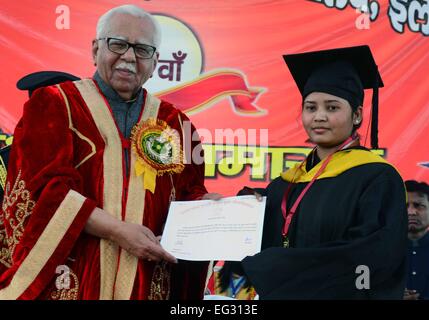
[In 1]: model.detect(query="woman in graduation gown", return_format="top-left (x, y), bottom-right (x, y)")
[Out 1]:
top-left (241, 46), bottom-right (408, 299)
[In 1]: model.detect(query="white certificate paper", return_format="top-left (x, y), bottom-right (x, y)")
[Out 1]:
top-left (160, 195), bottom-right (266, 261)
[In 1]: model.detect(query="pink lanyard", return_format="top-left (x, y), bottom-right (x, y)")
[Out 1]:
top-left (281, 136), bottom-right (356, 237)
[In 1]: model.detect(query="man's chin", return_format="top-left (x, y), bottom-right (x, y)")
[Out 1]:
top-left (408, 225), bottom-right (426, 233)
top-left (111, 83), bottom-right (139, 99)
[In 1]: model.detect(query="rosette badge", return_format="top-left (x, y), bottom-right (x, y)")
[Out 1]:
top-left (131, 118), bottom-right (184, 193)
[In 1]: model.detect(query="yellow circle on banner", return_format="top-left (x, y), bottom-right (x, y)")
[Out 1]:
top-left (145, 14), bottom-right (203, 94)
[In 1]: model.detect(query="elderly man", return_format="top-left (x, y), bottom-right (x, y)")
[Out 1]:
top-left (404, 180), bottom-right (429, 300)
top-left (0, 5), bottom-right (216, 300)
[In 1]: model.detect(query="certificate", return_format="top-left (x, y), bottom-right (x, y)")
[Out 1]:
top-left (160, 195), bottom-right (266, 261)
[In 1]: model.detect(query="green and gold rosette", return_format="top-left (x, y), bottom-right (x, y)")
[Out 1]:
top-left (131, 118), bottom-right (184, 193)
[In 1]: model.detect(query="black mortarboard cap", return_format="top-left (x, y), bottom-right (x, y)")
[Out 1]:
top-left (283, 45), bottom-right (384, 149)
top-left (17, 71), bottom-right (80, 98)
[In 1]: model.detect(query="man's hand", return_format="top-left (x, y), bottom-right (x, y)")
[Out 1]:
top-left (404, 289), bottom-right (420, 300)
top-left (85, 207), bottom-right (177, 263)
top-left (112, 222), bottom-right (177, 263)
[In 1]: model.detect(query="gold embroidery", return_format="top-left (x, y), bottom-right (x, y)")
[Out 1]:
top-left (50, 266), bottom-right (79, 300)
top-left (148, 261), bottom-right (171, 300)
top-left (0, 190), bottom-right (85, 300)
top-left (2, 170), bottom-right (35, 263)
top-left (0, 215), bottom-right (11, 268)
top-left (0, 154), bottom-right (7, 190)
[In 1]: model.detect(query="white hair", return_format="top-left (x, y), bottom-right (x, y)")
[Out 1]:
top-left (96, 4), bottom-right (161, 48)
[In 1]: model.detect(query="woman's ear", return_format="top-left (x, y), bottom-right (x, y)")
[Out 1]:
top-left (353, 106), bottom-right (363, 124)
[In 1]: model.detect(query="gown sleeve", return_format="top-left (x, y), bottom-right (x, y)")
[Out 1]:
top-left (242, 167), bottom-right (408, 299)
top-left (0, 86), bottom-right (96, 299)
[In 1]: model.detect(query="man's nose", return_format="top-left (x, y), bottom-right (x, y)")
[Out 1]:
top-left (408, 204), bottom-right (417, 215)
top-left (121, 46), bottom-right (137, 61)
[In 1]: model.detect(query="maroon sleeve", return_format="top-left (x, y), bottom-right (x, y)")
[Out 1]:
top-left (0, 85), bottom-right (96, 299)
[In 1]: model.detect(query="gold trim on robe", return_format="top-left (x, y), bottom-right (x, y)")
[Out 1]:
top-left (113, 93), bottom-right (161, 300)
top-left (73, 79), bottom-right (123, 300)
top-left (74, 79), bottom-right (162, 300)
top-left (56, 84), bottom-right (96, 169)
top-left (0, 190), bottom-right (86, 300)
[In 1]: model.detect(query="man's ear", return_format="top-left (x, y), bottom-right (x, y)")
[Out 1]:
top-left (152, 51), bottom-right (159, 74)
top-left (92, 39), bottom-right (98, 66)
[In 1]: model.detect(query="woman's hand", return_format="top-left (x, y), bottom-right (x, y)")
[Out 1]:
top-left (239, 187), bottom-right (263, 201)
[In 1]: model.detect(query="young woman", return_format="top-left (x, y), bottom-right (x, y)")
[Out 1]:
top-left (241, 46), bottom-right (408, 299)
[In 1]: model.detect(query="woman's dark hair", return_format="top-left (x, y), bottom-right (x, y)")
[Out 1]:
top-left (218, 261), bottom-right (252, 293)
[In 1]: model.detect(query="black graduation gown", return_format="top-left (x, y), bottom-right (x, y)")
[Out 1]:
top-left (241, 150), bottom-right (408, 300)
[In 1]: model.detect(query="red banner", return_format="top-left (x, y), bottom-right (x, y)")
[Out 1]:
top-left (0, 0), bottom-right (428, 195)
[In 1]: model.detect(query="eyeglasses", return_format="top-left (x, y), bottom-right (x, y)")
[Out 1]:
top-left (98, 37), bottom-right (156, 59)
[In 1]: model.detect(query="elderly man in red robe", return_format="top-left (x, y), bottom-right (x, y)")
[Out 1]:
top-left (0, 4), bottom-right (217, 300)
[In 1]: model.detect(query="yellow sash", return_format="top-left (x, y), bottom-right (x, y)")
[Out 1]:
top-left (281, 149), bottom-right (391, 183)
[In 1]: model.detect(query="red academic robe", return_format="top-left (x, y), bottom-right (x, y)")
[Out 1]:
top-left (0, 79), bottom-right (208, 300)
